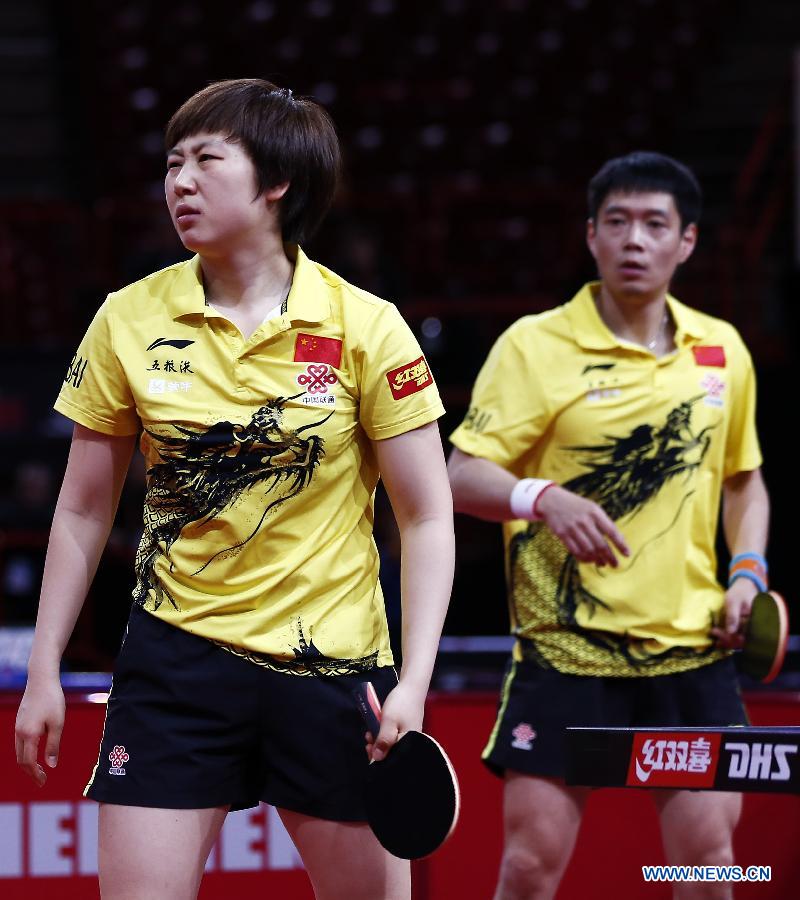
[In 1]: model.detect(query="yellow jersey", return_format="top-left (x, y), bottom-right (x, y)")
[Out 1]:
top-left (450, 283), bottom-right (761, 676)
top-left (57, 247), bottom-right (444, 675)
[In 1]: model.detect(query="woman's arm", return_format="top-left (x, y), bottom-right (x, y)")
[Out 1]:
top-left (370, 421), bottom-right (454, 760)
top-left (15, 424), bottom-right (136, 785)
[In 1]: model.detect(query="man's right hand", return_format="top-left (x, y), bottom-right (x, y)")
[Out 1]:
top-left (15, 675), bottom-right (66, 787)
top-left (536, 485), bottom-right (630, 567)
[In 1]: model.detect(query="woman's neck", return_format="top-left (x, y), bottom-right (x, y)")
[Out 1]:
top-left (198, 237), bottom-right (295, 340)
top-left (200, 240), bottom-right (294, 317)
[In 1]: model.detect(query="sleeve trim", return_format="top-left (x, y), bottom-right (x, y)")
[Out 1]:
top-left (366, 402), bottom-right (445, 440)
top-left (449, 431), bottom-right (515, 468)
top-left (54, 396), bottom-right (140, 437)
top-left (723, 453), bottom-right (764, 480)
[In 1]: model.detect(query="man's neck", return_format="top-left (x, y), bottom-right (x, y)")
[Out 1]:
top-left (594, 283), bottom-right (674, 354)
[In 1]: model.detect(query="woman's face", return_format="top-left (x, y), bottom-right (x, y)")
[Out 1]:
top-left (165, 132), bottom-right (284, 255)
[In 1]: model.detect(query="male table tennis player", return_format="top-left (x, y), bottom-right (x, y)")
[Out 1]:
top-left (448, 152), bottom-right (770, 899)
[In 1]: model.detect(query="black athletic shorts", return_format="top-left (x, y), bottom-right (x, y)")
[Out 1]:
top-left (85, 604), bottom-right (398, 820)
top-left (482, 656), bottom-right (748, 779)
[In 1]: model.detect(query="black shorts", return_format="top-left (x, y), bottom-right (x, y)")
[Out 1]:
top-left (85, 604), bottom-right (398, 820)
top-left (482, 656), bottom-right (748, 779)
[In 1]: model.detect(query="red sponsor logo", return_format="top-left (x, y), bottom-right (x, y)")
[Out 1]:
top-left (626, 732), bottom-right (721, 788)
top-left (386, 356), bottom-right (433, 400)
top-left (692, 345), bottom-right (726, 367)
top-left (294, 333), bottom-right (342, 368)
top-left (108, 744), bottom-right (129, 775)
top-left (700, 373), bottom-right (726, 407)
top-left (701, 373), bottom-right (725, 398)
top-left (108, 745), bottom-right (129, 768)
top-left (297, 363), bottom-right (337, 394)
top-left (511, 723), bottom-right (537, 750)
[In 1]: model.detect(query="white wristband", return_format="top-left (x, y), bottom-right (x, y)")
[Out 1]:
top-left (509, 478), bottom-right (555, 521)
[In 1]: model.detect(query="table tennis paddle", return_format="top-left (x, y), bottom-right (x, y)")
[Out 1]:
top-left (739, 590), bottom-right (789, 684)
top-left (353, 681), bottom-right (460, 860)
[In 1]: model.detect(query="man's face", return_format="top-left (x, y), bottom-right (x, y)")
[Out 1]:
top-left (165, 132), bottom-right (285, 254)
top-left (586, 191), bottom-right (697, 301)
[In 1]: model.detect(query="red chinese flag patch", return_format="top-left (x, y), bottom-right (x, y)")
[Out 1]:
top-left (294, 333), bottom-right (342, 368)
top-left (692, 345), bottom-right (726, 367)
top-left (386, 356), bottom-right (433, 400)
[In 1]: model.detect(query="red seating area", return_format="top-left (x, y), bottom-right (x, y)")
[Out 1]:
top-left (29, 0), bottom-right (724, 303)
top-left (5, 0), bottom-right (789, 358)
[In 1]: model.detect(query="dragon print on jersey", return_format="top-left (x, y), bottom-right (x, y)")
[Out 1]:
top-left (510, 394), bottom-right (720, 672)
top-left (133, 394), bottom-right (330, 611)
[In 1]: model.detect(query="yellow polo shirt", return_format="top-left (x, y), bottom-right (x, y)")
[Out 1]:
top-left (451, 283), bottom-right (762, 677)
top-left (56, 247), bottom-right (444, 675)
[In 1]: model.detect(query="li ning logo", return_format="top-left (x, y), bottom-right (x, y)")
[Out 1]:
top-left (108, 745), bottom-right (130, 776)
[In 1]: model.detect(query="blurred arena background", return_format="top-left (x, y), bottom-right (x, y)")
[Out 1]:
top-left (0, 0), bottom-right (796, 676)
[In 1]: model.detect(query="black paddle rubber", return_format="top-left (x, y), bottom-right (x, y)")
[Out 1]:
top-left (353, 682), bottom-right (460, 859)
top-left (364, 729), bottom-right (459, 859)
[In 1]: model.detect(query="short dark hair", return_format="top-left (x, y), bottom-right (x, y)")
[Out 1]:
top-left (165, 78), bottom-right (341, 244)
top-left (587, 151), bottom-right (702, 229)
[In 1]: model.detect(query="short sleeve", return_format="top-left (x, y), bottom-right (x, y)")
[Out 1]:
top-left (355, 302), bottom-right (444, 440)
top-left (450, 320), bottom-right (551, 468)
top-left (54, 298), bottom-right (140, 436)
top-left (723, 338), bottom-right (762, 478)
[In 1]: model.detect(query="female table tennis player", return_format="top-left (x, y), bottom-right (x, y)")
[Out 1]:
top-left (15, 78), bottom-right (454, 900)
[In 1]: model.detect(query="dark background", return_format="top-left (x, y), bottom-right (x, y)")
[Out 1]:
top-left (0, 0), bottom-right (796, 669)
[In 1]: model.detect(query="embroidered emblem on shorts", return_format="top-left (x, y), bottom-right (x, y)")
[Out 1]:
top-left (297, 363), bottom-right (337, 394)
top-left (511, 723), bottom-right (537, 751)
top-left (108, 745), bottom-right (130, 775)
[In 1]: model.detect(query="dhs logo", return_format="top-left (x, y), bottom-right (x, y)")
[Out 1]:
top-left (725, 742), bottom-right (798, 782)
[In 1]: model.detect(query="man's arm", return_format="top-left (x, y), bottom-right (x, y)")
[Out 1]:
top-left (446, 446), bottom-right (518, 522)
top-left (371, 421), bottom-right (454, 761)
top-left (447, 446), bottom-right (629, 567)
top-left (15, 424), bottom-right (136, 785)
top-left (714, 467), bottom-right (770, 645)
